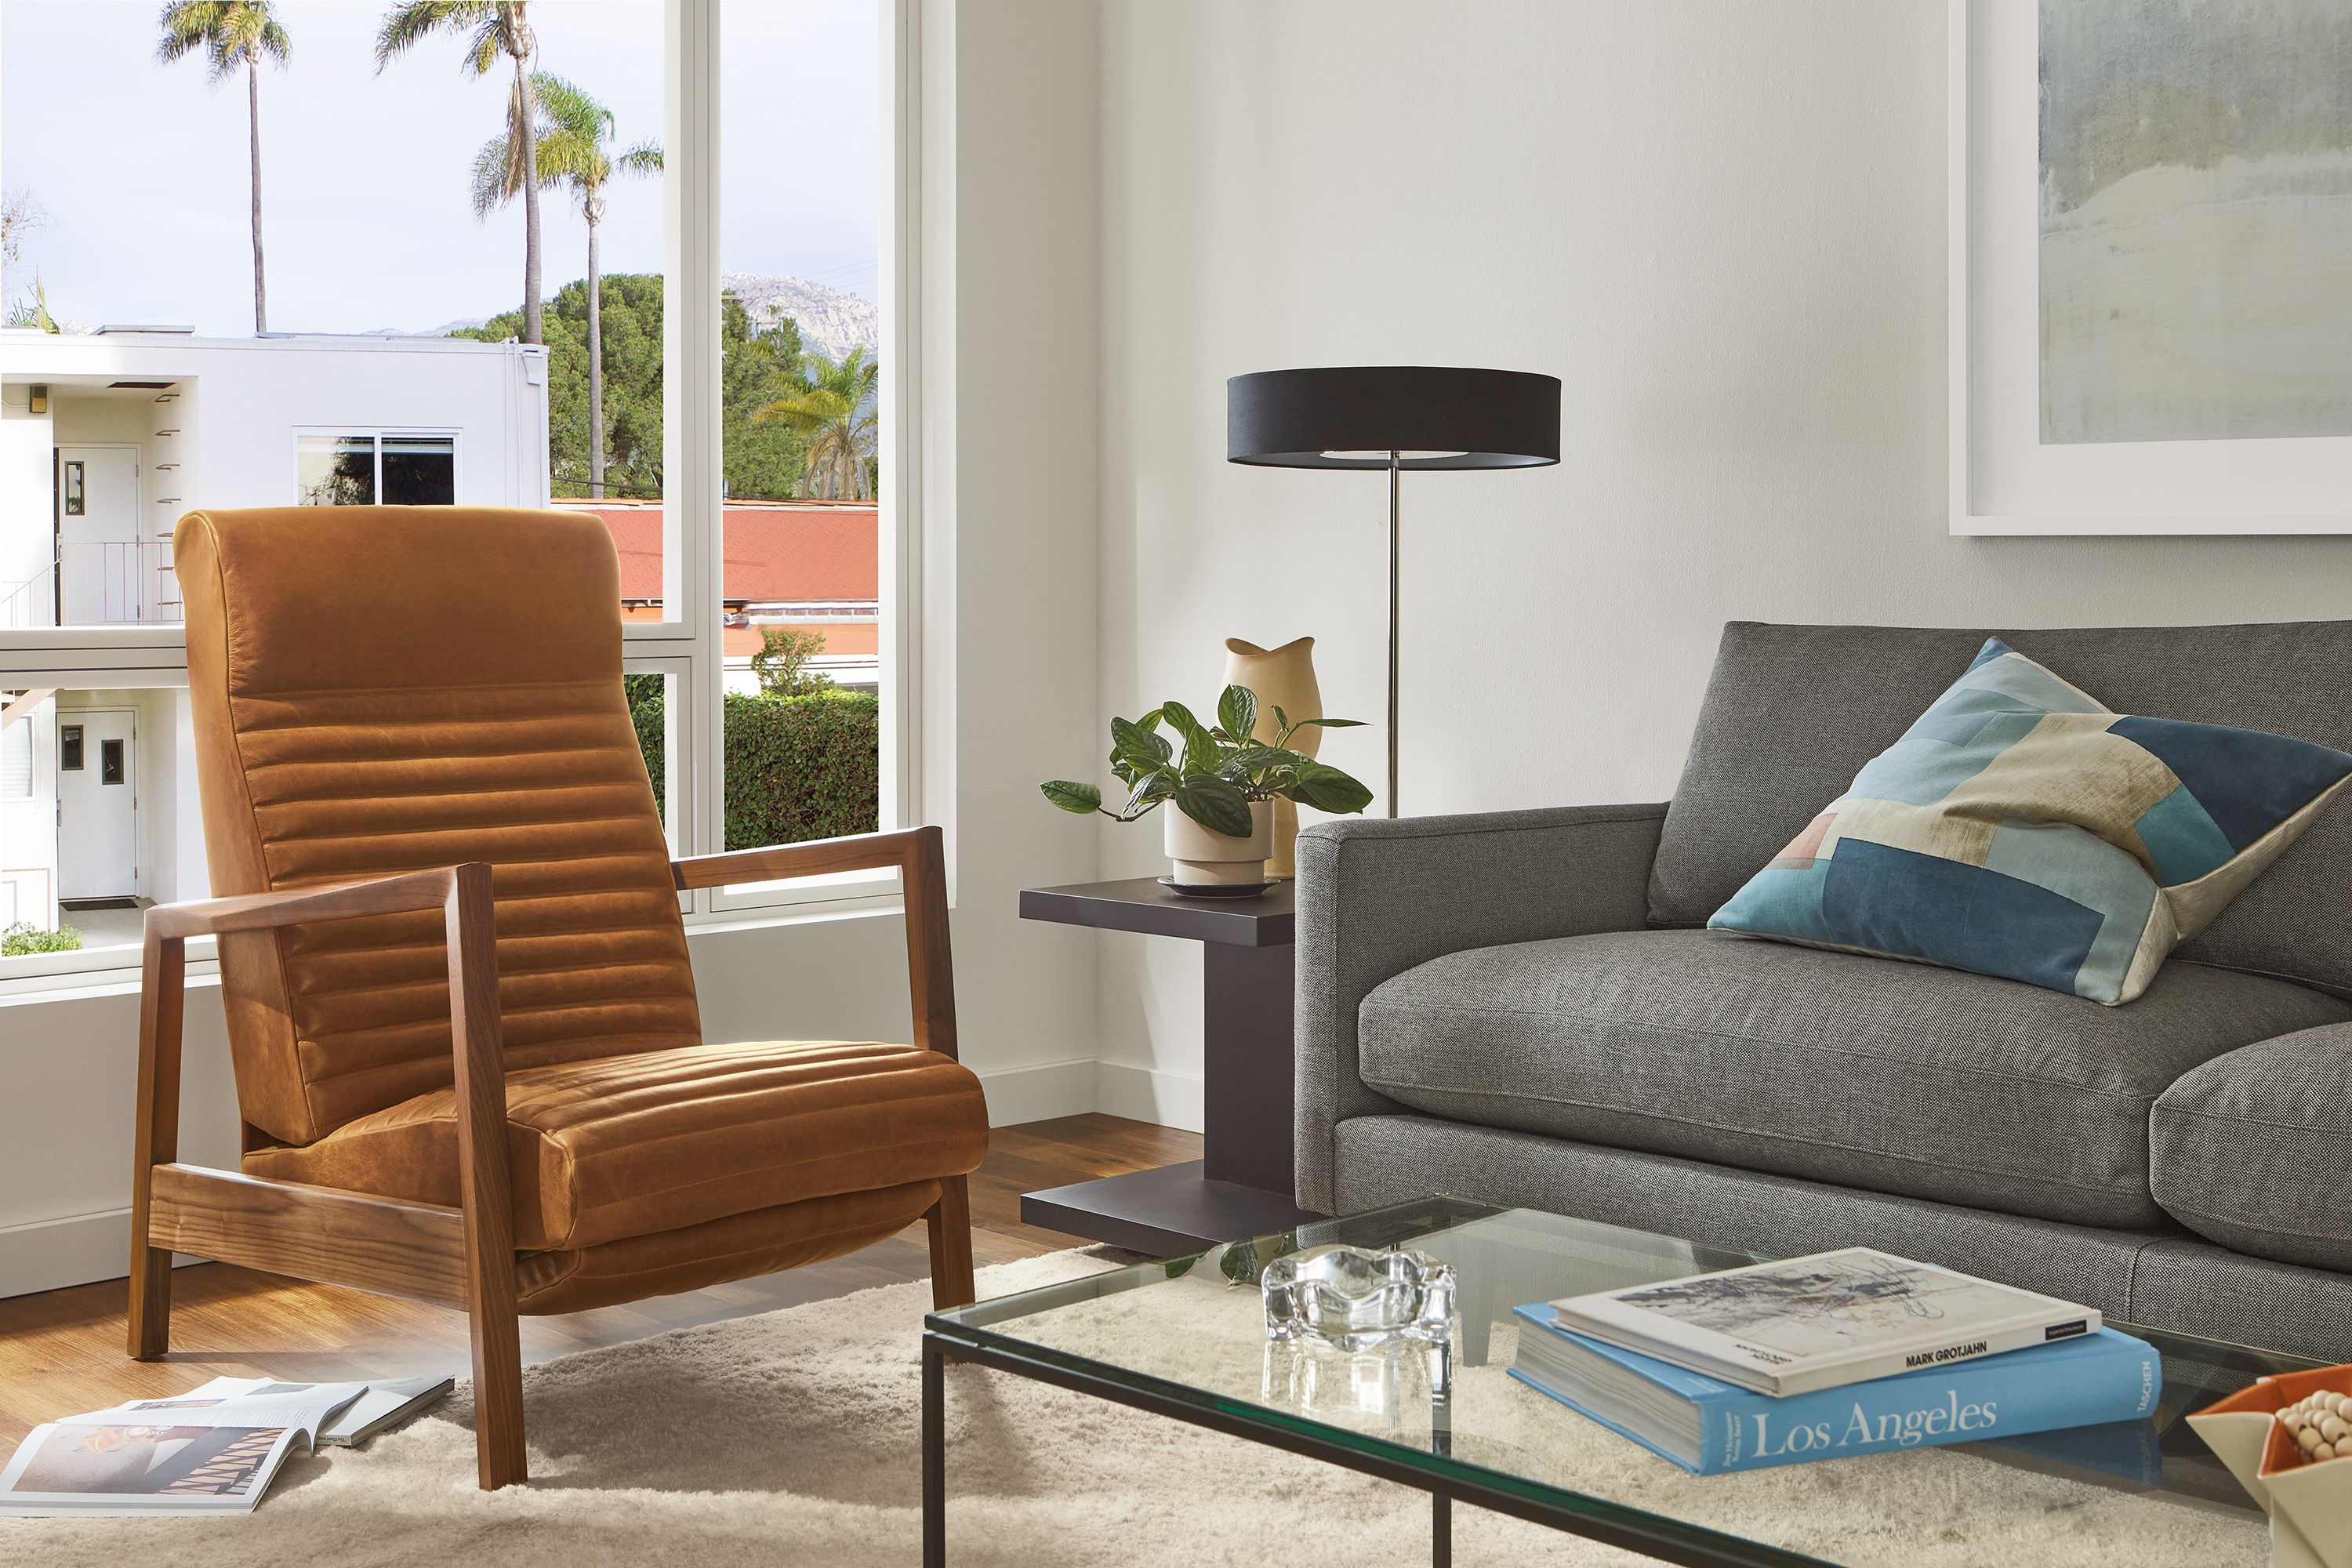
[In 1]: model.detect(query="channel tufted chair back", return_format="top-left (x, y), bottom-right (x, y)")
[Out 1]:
top-left (175, 506), bottom-right (702, 1146)
top-left (134, 505), bottom-right (985, 1491)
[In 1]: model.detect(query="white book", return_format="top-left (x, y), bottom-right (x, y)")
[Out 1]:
top-left (1549, 1247), bottom-right (2101, 1398)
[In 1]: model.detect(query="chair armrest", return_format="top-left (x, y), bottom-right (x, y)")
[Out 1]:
top-left (672, 827), bottom-right (960, 1062)
top-left (670, 827), bottom-right (938, 890)
top-left (144, 866), bottom-right (472, 939)
top-left (1290, 804), bottom-right (1668, 1211)
top-left (134, 862), bottom-right (510, 1275)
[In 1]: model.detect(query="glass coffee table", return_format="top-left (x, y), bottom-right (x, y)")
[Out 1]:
top-left (921, 1196), bottom-right (2302, 1566)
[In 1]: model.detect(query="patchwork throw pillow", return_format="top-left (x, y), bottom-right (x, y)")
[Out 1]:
top-left (1708, 637), bottom-right (2352, 1004)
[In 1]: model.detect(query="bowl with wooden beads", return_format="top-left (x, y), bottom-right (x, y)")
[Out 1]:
top-left (2281, 1388), bottom-right (2352, 1466)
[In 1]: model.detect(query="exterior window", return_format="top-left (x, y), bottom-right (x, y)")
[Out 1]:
top-left (298, 434), bottom-right (457, 507)
top-left (1, 0), bottom-right (913, 980)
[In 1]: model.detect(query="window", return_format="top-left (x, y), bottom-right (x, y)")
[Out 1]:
top-left (296, 433), bottom-right (458, 507)
top-left (0, 0), bottom-right (917, 985)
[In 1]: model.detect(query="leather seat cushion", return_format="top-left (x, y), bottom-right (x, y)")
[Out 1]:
top-left (246, 1040), bottom-right (989, 1251)
top-left (1357, 929), bottom-right (2351, 1228)
top-left (514, 1180), bottom-right (943, 1316)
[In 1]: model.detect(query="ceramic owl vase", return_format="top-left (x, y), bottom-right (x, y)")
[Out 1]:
top-left (1222, 636), bottom-right (1321, 879)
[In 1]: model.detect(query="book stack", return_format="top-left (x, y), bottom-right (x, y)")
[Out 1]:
top-left (1511, 1247), bottom-right (2161, 1475)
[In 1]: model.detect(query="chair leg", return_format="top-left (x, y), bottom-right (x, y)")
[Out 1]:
top-left (926, 1175), bottom-right (978, 1309)
top-left (126, 1239), bottom-right (172, 1360)
top-left (466, 1287), bottom-right (528, 1490)
top-left (128, 929), bottom-right (185, 1361)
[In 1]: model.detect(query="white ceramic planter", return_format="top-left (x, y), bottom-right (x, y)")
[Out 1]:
top-left (1163, 798), bottom-right (1273, 886)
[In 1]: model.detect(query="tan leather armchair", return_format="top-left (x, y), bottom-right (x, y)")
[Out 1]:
top-left (129, 506), bottom-right (989, 1490)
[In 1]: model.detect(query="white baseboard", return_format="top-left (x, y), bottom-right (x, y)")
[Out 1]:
top-left (1094, 1060), bottom-right (1204, 1134)
top-left (0, 1208), bottom-right (197, 1300)
top-left (974, 1058), bottom-right (1098, 1126)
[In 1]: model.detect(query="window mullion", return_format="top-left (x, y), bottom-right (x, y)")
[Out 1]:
top-left (665, 0), bottom-right (724, 877)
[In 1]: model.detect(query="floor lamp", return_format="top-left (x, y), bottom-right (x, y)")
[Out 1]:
top-left (1226, 366), bottom-right (1561, 816)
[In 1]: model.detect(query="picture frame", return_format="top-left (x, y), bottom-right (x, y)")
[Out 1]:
top-left (1947, 0), bottom-right (2352, 536)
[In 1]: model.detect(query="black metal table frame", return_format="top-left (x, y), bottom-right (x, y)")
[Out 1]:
top-left (919, 1320), bottom-right (1826, 1568)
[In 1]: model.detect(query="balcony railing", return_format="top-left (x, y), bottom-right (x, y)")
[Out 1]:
top-left (0, 542), bottom-right (181, 628)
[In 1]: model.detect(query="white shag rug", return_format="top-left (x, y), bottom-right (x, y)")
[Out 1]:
top-left (3, 1250), bottom-right (2267, 1567)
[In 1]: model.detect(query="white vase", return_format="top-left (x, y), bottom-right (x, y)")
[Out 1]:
top-left (1163, 799), bottom-right (1274, 886)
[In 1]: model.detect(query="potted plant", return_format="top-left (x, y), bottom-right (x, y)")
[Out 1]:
top-left (1042, 684), bottom-right (1372, 891)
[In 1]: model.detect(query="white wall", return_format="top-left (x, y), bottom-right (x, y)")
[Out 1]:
top-left (1090, 0), bottom-right (2352, 1112)
top-left (0, 384), bottom-right (55, 605)
top-left (0, 0), bottom-right (1109, 1298)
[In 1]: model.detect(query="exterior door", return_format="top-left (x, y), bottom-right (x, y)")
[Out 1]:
top-left (56, 445), bottom-right (142, 624)
top-left (56, 707), bottom-right (137, 899)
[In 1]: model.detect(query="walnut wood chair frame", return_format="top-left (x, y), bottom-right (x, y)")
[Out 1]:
top-left (128, 826), bottom-right (972, 1491)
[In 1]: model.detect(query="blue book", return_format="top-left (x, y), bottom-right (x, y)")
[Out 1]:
top-left (1509, 1304), bottom-right (2161, 1475)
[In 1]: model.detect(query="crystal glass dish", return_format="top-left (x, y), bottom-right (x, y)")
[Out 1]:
top-left (1260, 1243), bottom-right (1455, 1351)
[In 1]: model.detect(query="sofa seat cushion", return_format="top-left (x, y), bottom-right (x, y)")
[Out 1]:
top-left (1356, 929), bottom-right (2350, 1228)
top-left (2151, 1027), bottom-right (2352, 1272)
top-left (245, 1040), bottom-right (990, 1251)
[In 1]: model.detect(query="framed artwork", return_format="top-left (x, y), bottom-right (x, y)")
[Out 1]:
top-left (1949, 0), bottom-right (2352, 535)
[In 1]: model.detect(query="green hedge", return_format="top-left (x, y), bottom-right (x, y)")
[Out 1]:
top-left (624, 677), bottom-right (880, 850)
top-left (724, 689), bottom-right (880, 848)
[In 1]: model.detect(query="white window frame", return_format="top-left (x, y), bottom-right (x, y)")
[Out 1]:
top-left (290, 426), bottom-right (463, 508)
top-left (0, 0), bottom-right (927, 989)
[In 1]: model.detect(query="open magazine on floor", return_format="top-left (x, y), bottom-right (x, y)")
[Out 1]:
top-left (0, 1375), bottom-right (448, 1518)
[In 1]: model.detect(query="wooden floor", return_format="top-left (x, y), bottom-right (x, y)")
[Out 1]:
top-left (0, 1113), bottom-right (1196, 1447)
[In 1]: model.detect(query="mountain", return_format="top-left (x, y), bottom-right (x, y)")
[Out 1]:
top-left (402, 274), bottom-right (878, 362)
top-left (720, 272), bottom-right (878, 365)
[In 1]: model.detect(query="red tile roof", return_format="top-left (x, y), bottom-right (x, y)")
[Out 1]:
top-left (558, 500), bottom-right (878, 605)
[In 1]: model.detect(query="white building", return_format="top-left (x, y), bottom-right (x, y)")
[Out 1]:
top-left (0, 328), bottom-right (549, 944)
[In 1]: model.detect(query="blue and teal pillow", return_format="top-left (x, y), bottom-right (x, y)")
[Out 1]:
top-left (1708, 638), bottom-right (2352, 1004)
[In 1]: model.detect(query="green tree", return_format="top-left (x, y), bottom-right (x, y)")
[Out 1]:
top-left (750, 626), bottom-right (834, 697)
top-left (158, 1), bottom-right (289, 334)
top-left (475, 73), bottom-right (660, 498)
top-left (461, 278), bottom-right (808, 503)
top-left (721, 295), bottom-right (807, 500)
top-left (376, 1), bottom-right (544, 345)
top-left (753, 344), bottom-right (878, 499)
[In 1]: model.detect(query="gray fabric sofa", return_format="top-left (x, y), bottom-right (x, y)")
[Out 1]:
top-left (1295, 621), bottom-right (2352, 1361)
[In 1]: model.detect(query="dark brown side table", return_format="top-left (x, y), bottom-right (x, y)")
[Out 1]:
top-left (1017, 877), bottom-right (1325, 1255)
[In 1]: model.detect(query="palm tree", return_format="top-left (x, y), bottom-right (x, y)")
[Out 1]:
top-left (158, 2), bottom-right (289, 335)
top-left (376, 1), bottom-right (543, 345)
top-left (475, 74), bottom-right (660, 499)
top-left (753, 346), bottom-right (879, 500)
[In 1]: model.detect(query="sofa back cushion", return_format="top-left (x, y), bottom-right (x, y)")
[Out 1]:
top-left (1650, 621), bottom-right (2352, 997)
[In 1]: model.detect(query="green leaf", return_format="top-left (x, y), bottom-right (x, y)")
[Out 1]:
top-left (1158, 701), bottom-right (1220, 776)
top-left (1288, 717), bottom-right (1369, 730)
top-left (1217, 684), bottom-right (1259, 746)
top-left (1123, 771), bottom-right (1175, 817)
top-left (1269, 705), bottom-right (1290, 733)
top-left (1173, 775), bottom-right (1255, 837)
top-left (1289, 759), bottom-right (1374, 815)
top-left (1040, 779), bottom-right (1103, 815)
top-left (1229, 744), bottom-right (1292, 774)
top-left (1110, 716), bottom-right (1173, 774)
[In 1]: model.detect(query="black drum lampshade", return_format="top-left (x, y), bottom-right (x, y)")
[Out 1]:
top-left (1226, 365), bottom-right (1561, 470)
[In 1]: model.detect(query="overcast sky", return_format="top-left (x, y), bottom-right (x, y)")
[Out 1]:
top-left (1, 0), bottom-right (880, 336)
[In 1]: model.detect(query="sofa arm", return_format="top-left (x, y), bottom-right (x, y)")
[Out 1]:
top-left (1291, 803), bottom-right (1668, 1211)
